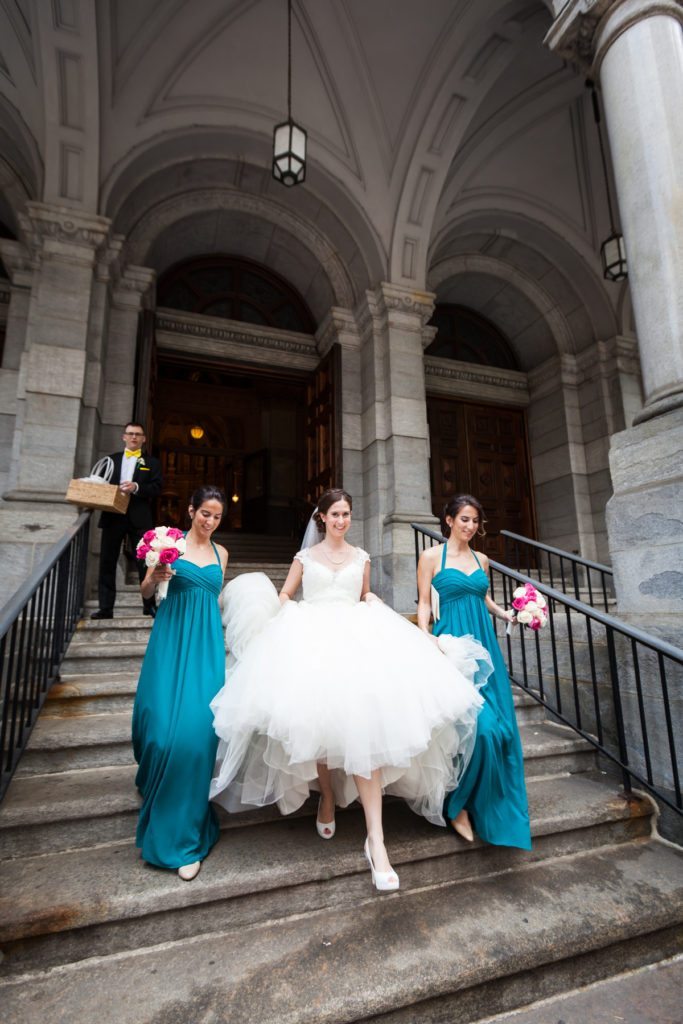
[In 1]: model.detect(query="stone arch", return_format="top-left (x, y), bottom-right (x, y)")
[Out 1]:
top-left (430, 211), bottom-right (619, 348)
top-left (428, 252), bottom-right (575, 368)
top-left (123, 187), bottom-right (357, 323)
top-left (103, 130), bottom-right (386, 305)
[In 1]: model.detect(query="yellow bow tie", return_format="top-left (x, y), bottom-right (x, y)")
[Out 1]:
top-left (125, 449), bottom-right (142, 459)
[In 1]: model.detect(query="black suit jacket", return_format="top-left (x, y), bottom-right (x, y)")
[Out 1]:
top-left (98, 451), bottom-right (163, 533)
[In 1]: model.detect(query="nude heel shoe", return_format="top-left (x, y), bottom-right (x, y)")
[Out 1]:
top-left (177, 860), bottom-right (201, 881)
top-left (364, 838), bottom-right (399, 892)
top-left (451, 811), bottom-right (474, 843)
top-left (316, 799), bottom-right (336, 839)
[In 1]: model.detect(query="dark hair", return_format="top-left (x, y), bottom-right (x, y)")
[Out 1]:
top-left (313, 488), bottom-right (353, 535)
top-left (123, 421), bottom-right (146, 434)
top-left (189, 485), bottom-right (226, 511)
top-left (440, 494), bottom-right (487, 539)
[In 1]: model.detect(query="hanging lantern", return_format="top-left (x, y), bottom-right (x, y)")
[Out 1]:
top-left (189, 425), bottom-right (204, 440)
top-left (272, 0), bottom-right (306, 187)
top-left (587, 80), bottom-right (627, 283)
top-left (273, 121), bottom-right (307, 187)
top-left (601, 232), bottom-right (628, 283)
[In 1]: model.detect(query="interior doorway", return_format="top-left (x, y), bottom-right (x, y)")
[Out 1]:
top-left (152, 355), bottom-right (310, 537)
top-left (427, 396), bottom-right (536, 559)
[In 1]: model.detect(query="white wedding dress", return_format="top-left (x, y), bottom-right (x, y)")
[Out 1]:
top-left (209, 546), bottom-right (491, 826)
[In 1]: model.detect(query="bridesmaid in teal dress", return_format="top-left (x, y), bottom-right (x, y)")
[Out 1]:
top-left (132, 485), bottom-right (228, 880)
top-left (417, 494), bottom-right (531, 850)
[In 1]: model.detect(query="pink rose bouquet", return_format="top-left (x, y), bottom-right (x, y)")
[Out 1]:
top-left (509, 582), bottom-right (548, 632)
top-left (136, 526), bottom-right (187, 600)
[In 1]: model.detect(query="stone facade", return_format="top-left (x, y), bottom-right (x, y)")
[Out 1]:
top-left (0, 0), bottom-right (678, 628)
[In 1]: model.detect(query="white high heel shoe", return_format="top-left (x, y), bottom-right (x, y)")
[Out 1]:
top-left (177, 860), bottom-right (201, 881)
top-left (316, 799), bottom-right (336, 839)
top-left (364, 837), bottom-right (399, 892)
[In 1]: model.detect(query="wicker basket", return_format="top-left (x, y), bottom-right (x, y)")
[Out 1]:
top-left (65, 479), bottom-right (130, 514)
top-left (65, 456), bottom-right (130, 514)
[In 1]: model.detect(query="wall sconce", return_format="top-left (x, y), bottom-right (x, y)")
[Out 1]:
top-left (190, 425), bottom-right (204, 440)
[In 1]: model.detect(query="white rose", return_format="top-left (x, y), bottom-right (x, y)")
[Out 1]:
top-left (536, 594), bottom-right (547, 608)
top-left (517, 610), bottom-right (533, 624)
top-left (512, 586), bottom-right (527, 599)
top-left (525, 601), bottom-right (539, 615)
top-left (145, 550), bottom-right (161, 568)
top-left (175, 537), bottom-right (187, 554)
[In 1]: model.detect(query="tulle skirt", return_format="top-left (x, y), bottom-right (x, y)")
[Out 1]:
top-left (210, 574), bottom-right (491, 826)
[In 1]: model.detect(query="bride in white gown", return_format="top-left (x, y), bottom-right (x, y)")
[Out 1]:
top-left (210, 489), bottom-right (491, 891)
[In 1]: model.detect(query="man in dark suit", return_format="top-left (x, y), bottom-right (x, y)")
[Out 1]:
top-left (91, 422), bottom-right (163, 619)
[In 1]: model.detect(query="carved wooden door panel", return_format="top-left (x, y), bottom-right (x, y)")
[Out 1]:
top-left (305, 344), bottom-right (342, 507)
top-left (428, 397), bottom-right (535, 558)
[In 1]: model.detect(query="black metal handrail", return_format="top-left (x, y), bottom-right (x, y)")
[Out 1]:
top-left (500, 529), bottom-right (614, 612)
top-left (0, 512), bottom-right (91, 802)
top-left (412, 522), bottom-right (682, 818)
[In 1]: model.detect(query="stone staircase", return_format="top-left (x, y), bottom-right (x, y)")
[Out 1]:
top-left (0, 585), bottom-right (681, 1023)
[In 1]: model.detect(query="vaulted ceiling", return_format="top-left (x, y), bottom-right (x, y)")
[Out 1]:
top-left (0, 0), bottom-right (624, 349)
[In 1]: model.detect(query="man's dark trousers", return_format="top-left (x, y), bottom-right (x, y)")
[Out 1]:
top-left (97, 451), bottom-right (162, 614)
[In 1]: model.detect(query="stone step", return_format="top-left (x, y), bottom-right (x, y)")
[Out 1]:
top-left (69, 626), bottom-right (154, 647)
top-left (60, 643), bottom-right (148, 675)
top-left (13, 716), bottom-right (596, 778)
top-left (1, 838), bottom-right (679, 1024)
top-left (474, 954), bottom-right (683, 1024)
top-left (0, 736), bottom-right (619, 860)
top-left (42, 674), bottom-right (546, 725)
top-left (0, 775), bottom-right (655, 972)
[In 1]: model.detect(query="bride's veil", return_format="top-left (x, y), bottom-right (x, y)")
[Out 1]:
top-left (300, 509), bottom-right (320, 551)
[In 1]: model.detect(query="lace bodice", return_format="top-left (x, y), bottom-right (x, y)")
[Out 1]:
top-left (294, 546), bottom-right (370, 605)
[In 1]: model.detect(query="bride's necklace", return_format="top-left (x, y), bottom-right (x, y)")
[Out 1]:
top-left (321, 543), bottom-right (348, 565)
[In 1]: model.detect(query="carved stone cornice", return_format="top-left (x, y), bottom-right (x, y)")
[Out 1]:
top-left (425, 356), bottom-right (529, 406)
top-left (545, 0), bottom-right (683, 73)
top-left (155, 310), bottom-right (318, 369)
top-left (19, 202), bottom-right (111, 254)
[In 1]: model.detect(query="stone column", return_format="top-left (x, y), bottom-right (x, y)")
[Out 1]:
top-left (315, 308), bottom-right (363, 538)
top-left (4, 202), bottom-right (111, 501)
top-left (356, 283), bottom-right (437, 612)
top-left (546, 1), bottom-right (683, 824)
top-left (100, 264), bottom-right (156, 457)
top-left (546, 0), bottom-right (683, 424)
top-left (0, 241), bottom-right (34, 497)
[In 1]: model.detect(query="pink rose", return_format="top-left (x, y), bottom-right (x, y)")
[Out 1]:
top-left (159, 547), bottom-right (180, 565)
top-left (165, 527), bottom-right (184, 540)
top-left (136, 543), bottom-right (151, 559)
top-left (143, 529), bottom-right (156, 543)
top-left (529, 617), bottom-right (542, 630)
top-left (512, 596), bottom-right (527, 610)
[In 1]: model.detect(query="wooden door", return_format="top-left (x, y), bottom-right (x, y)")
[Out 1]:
top-left (428, 398), bottom-right (535, 559)
top-left (305, 344), bottom-right (342, 506)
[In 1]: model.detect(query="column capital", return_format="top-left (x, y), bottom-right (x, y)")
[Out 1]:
top-left (18, 201), bottom-right (112, 265)
top-left (0, 239), bottom-right (37, 288)
top-left (111, 265), bottom-right (156, 313)
top-left (545, 0), bottom-right (683, 73)
top-left (356, 282), bottom-right (435, 339)
top-left (315, 307), bottom-right (359, 357)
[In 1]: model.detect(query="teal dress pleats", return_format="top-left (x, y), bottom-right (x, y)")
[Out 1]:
top-left (433, 544), bottom-right (531, 850)
top-left (132, 545), bottom-right (225, 869)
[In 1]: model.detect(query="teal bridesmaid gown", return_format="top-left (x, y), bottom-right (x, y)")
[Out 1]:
top-left (432, 544), bottom-right (531, 850)
top-left (132, 543), bottom-right (225, 868)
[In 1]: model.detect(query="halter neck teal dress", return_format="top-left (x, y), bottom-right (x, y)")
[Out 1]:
top-left (432, 544), bottom-right (531, 850)
top-left (132, 543), bottom-right (225, 869)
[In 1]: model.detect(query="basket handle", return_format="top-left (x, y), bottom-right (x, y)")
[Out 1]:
top-left (89, 456), bottom-right (115, 483)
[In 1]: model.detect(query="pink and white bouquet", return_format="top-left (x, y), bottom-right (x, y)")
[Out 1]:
top-left (136, 526), bottom-right (186, 600)
top-left (509, 582), bottom-right (548, 632)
